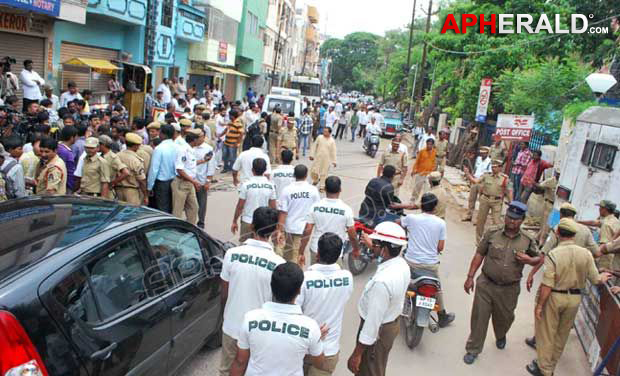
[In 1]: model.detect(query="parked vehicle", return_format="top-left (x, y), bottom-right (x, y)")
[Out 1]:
top-left (0, 196), bottom-right (231, 376)
top-left (380, 109), bottom-right (404, 137)
top-left (401, 268), bottom-right (442, 349)
top-left (262, 92), bottom-right (302, 118)
top-left (363, 132), bottom-right (381, 158)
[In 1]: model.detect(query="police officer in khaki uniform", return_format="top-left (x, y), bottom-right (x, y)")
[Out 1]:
top-left (391, 171), bottom-right (448, 219)
top-left (269, 107), bottom-right (284, 163)
top-left (279, 117), bottom-right (298, 160)
top-left (117, 133), bottom-right (147, 205)
top-left (99, 135), bottom-right (129, 199)
top-left (578, 200), bottom-right (620, 269)
top-left (36, 138), bottom-right (68, 196)
top-left (137, 143), bottom-right (153, 173)
top-left (147, 121), bottom-right (161, 148)
top-left (463, 201), bottom-right (541, 365)
top-left (536, 169), bottom-right (559, 244)
top-left (435, 129), bottom-right (449, 174)
top-left (77, 137), bottom-right (110, 198)
top-left (525, 218), bottom-right (611, 376)
top-left (377, 136), bottom-right (407, 197)
top-left (464, 159), bottom-right (510, 243)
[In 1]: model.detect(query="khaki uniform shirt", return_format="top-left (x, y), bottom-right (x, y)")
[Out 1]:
top-left (206, 119), bottom-right (217, 147)
top-left (600, 215), bottom-right (620, 244)
top-left (270, 113), bottom-right (283, 134)
top-left (380, 150), bottom-right (407, 175)
top-left (103, 151), bottom-right (127, 182)
top-left (81, 154), bottom-right (110, 194)
top-left (137, 145), bottom-right (153, 173)
top-left (539, 176), bottom-right (557, 202)
top-left (435, 139), bottom-right (449, 158)
top-left (480, 172), bottom-right (507, 200)
top-left (36, 155), bottom-right (67, 195)
top-left (279, 127), bottom-right (298, 149)
top-left (489, 143), bottom-right (506, 162)
top-left (428, 184), bottom-right (448, 219)
top-left (542, 240), bottom-right (600, 289)
top-left (542, 223), bottom-right (598, 256)
top-left (117, 149), bottom-right (146, 188)
top-left (477, 226), bottom-right (539, 284)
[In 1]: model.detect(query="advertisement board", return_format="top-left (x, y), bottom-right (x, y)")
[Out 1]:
top-left (475, 78), bottom-right (492, 122)
top-left (0, 0), bottom-right (60, 17)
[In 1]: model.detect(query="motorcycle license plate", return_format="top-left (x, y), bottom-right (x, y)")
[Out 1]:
top-left (416, 296), bottom-right (436, 309)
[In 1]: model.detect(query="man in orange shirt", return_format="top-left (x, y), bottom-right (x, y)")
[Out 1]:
top-left (411, 138), bottom-right (436, 202)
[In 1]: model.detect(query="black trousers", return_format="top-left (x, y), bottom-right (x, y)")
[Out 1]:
top-left (154, 179), bottom-right (173, 214)
top-left (335, 123), bottom-right (346, 139)
top-left (196, 186), bottom-right (208, 228)
top-left (358, 124), bottom-right (367, 138)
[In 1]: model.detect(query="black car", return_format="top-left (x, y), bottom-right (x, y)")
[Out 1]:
top-left (0, 196), bottom-right (229, 376)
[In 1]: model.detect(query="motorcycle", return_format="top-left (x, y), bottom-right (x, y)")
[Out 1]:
top-left (401, 268), bottom-right (442, 349)
top-left (363, 132), bottom-right (380, 158)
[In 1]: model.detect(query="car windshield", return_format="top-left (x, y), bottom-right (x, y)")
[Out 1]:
top-left (267, 98), bottom-right (296, 114)
top-left (381, 111), bottom-right (401, 120)
top-left (0, 201), bottom-right (155, 281)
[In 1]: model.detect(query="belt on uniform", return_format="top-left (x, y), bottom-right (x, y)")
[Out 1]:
top-left (82, 192), bottom-right (101, 197)
top-left (481, 193), bottom-right (502, 200)
top-left (545, 199), bottom-right (554, 204)
top-left (483, 272), bottom-right (519, 286)
top-left (551, 288), bottom-right (582, 295)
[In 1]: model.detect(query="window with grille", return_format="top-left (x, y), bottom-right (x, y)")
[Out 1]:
top-left (581, 140), bottom-right (595, 165)
top-left (247, 11), bottom-right (259, 35)
top-left (161, 0), bottom-right (173, 27)
top-left (591, 143), bottom-right (617, 171)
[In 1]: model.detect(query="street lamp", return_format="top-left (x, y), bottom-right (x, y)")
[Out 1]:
top-left (408, 64), bottom-right (418, 123)
top-left (586, 73), bottom-right (617, 96)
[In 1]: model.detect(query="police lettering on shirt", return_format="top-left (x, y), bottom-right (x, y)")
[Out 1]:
top-left (306, 198), bottom-right (355, 252)
top-left (248, 320), bottom-right (310, 339)
top-left (230, 253), bottom-right (278, 271)
top-left (313, 206), bottom-right (345, 215)
top-left (306, 276), bottom-right (350, 288)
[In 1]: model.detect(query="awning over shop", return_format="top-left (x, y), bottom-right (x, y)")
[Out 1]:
top-left (206, 65), bottom-right (249, 77)
top-left (63, 58), bottom-right (122, 74)
top-left (119, 61), bottom-right (152, 74)
top-left (206, 65), bottom-right (227, 74)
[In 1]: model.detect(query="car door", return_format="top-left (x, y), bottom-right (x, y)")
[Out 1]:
top-left (39, 234), bottom-right (172, 376)
top-left (142, 223), bottom-right (221, 374)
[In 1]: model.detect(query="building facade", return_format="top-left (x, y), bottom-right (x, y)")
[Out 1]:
top-left (236, 0), bottom-right (268, 96)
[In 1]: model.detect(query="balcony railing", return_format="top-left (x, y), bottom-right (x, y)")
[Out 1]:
top-left (87, 0), bottom-right (147, 25)
top-left (176, 4), bottom-right (205, 43)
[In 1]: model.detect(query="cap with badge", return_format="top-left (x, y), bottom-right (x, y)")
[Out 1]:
top-left (429, 171), bottom-right (442, 182)
top-left (85, 137), bottom-right (99, 148)
top-left (557, 218), bottom-right (577, 234)
top-left (98, 135), bottom-right (113, 146)
top-left (196, 104), bottom-right (207, 111)
top-left (125, 132), bottom-right (143, 145)
top-left (491, 159), bottom-right (503, 166)
top-left (559, 202), bottom-right (577, 214)
top-left (287, 117), bottom-right (296, 124)
top-left (479, 146), bottom-right (490, 153)
top-left (596, 200), bottom-right (616, 212)
top-left (506, 201), bottom-right (528, 219)
top-left (188, 128), bottom-right (203, 136)
top-left (179, 118), bottom-right (193, 127)
top-left (147, 121), bottom-right (161, 130)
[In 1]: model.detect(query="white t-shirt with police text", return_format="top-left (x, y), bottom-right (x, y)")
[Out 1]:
top-left (306, 198), bottom-right (355, 252)
top-left (272, 164), bottom-right (296, 200)
top-left (239, 176), bottom-right (277, 223)
top-left (278, 181), bottom-right (320, 234)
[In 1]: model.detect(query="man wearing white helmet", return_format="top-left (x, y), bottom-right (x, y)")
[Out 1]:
top-left (347, 221), bottom-right (410, 376)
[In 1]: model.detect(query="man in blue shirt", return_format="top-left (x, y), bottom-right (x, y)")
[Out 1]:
top-left (319, 104), bottom-right (326, 136)
top-left (147, 124), bottom-right (177, 213)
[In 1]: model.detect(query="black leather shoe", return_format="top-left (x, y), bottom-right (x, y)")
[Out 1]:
top-left (438, 311), bottom-right (455, 328)
top-left (526, 360), bottom-right (544, 376)
top-left (525, 336), bottom-right (537, 349)
top-left (496, 337), bottom-right (506, 349)
top-left (463, 353), bottom-right (477, 364)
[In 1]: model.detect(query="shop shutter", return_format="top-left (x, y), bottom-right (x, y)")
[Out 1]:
top-left (60, 42), bottom-right (119, 95)
top-left (0, 32), bottom-right (46, 101)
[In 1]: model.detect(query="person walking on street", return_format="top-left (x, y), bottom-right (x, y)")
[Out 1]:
top-left (117, 133), bottom-right (148, 205)
top-left (147, 124), bottom-right (178, 213)
top-left (310, 127), bottom-right (337, 191)
top-left (325, 106), bottom-right (338, 130)
top-left (347, 221), bottom-right (410, 376)
top-left (232, 136), bottom-right (271, 185)
top-left (536, 169), bottom-right (560, 244)
top-left (578, 200), bottom-right (620, 270)
top-left (231, 158), bottom-right (277, 242)
top-left (272, 150), bottom-right (295, 201)
top-left (279, 118), bottom-right (299, 160)
top-left (269, 107), bottom-right (284, 163)
top-left (194, 128), bottom-right (214, 228)
top-left (525, 219), bottom-right (611, 376)
top-left (511, 142), bottom-right (531, 201)
top-left (463, 201), bottom-right (541, 365)
top-left (464, 159), bottom-right (510, 243)
top-left (220, 207), bottom-right (286, 376)
top-left (435, 129), bottom-right (449, 174)
top-left (358, 106), bottom-right (369, 138)
top-left (489, 137), bottom-right (506, 164)
top-left (57, 126), bottom-right (78, 193)
top-left (350, 107), bottom-right (359, 142)
top-left (172, 130), bottom-right (201, 224)
top-left (76, 137), bottom-right (110, 198)
top-left (462, 147), bottom-right (492, 222)
top-left (377, 137), bottom-right (407, 197)
top-left (276, 164), bottom-right (320, 262)
top-left (519, 149), bottom-right (553, 204)
top-left (335, 105), bottom-right (347, 140)
top-left (222, 109), bottom-right (244, 173)
top-left (299, 108), bottom-right (313, 156)
top-left (36, 138), bottom-right (67, 195)
top-left (410, 138), bottom-right (436, 203)
top-left (297, 233), bottom-right (354, 376)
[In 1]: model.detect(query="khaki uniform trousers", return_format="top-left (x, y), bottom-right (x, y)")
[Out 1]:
top-left (393, 177), bottom-right (403, 198)
top-left (410, 174), bottom-right (429, 203)
top-left (269, 133), bottom-right (279, 163)
top-left (465, 274), bottom-right (520, 355)
top-left (239, 221), bottom-right (253, 243)
top-left (171, 178), bottom-right (198, 225)
top-left (116, 186), bottom-right (141, 205)
top-left (466, 183), bottom-right (481, 219)
top-left (219, 333), bottom-right (238, 376)
top-left (281, 233), bottom-right (302, 263)
top-left (476, 195), bottom-right (503, 243)
top-left (538, 200), bottom-right (554, 242)
top-left (535, 293), bottom-right (581, 376)
top-left (304, 353), bottom-right (339, 376)
top-left (435, 155), bottom-right (446, 173)
top-left (357, 318), bottom-right (400, 376)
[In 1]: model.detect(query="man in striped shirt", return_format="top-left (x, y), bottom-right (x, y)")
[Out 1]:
top-left (222, 109), bottom-right (244, 173)
top-left (510, 142), bottom-right (531, 202)
top-left (299, 108), bottom-right (313, 157)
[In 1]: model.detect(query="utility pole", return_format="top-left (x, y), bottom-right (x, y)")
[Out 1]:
top-left (415, 0), bottom-right (433, 116)
top-left (405, 0), bottom-right (417, 73)
top-left (272, 2), bottom-right (286, 88)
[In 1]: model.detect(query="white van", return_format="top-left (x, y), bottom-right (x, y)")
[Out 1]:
top-left (262, 94), bottom-right (302, 118)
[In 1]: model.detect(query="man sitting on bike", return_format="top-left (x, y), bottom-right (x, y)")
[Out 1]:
top-left (359, 165), bottom-right (401, 227)
top-left (365, 117), bottom-right (381, 145)
top-left (398, 192), bottom-right (455, 328)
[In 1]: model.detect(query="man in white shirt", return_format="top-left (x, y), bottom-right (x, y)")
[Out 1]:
top-left (399, 192), bottom-right (455, 327)
top-left (232, 136), bottom-right (271, 185)
top-left (334, 100), bottom-right (343, 118)
top-left (59, 81), bottom-right (83, 108)
top-left (212, 84), bottom-right (223, 105)
top-left (221, 207), bottom-right (286, 376)
top-left (157, 78), bottom-right (172, 105)
top-left (365, 117), bottom-right (382, 146)
top-left (325, 106), bottom-right (338, 130)
top-left (231, 262), bottom-right (327, 376)
top-left (243, 103), bottom-right (260, 129)
top-left (172, 130), bottom-right (200, 224)
top-left (418, 127), bottom-right (437, 152)
top-left (299, 176), bottom-right (359, 266)
top-left (193, 128), bottom-right (214, 229)
top-left (297, 233), bottom-right (353, 375)
top-left (232, 158), bottom-right (277, 242)
top-left (347, 221), bottom-right (410, 375)
top-left (271, 150), bottom-right (296, 201)
top-left (276, 165), bottom-right (320, 263)
top-left (19, 59), bottom-right (44, 111)
top-left (463, 147), bottom-right (492, 222)
top-left (357, 108), bottom-right (369, 138)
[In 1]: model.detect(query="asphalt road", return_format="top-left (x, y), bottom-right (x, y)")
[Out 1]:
top-left (178, 134), bottom-right (590, 376)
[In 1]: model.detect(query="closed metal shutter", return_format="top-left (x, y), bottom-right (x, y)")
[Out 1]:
top-left (60, 42), bottom-right (119, 95)
top-left (0, 32), bottom-right (46, 100)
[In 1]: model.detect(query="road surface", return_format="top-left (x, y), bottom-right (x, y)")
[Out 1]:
top-left (178, 135), bottom-right (590, 376)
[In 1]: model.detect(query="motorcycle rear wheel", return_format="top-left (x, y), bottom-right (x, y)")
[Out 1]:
top-left (370, 145), bottom-right (377, 158)
top-left (348, 245), bottom-right (369, 275)
top-left (404, 315), bottom-right (425, 349)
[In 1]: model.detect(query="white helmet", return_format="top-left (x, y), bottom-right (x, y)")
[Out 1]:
top-left (369, 221), bottom-right (408, 246)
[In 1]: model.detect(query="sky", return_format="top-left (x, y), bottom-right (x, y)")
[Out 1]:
top-left (310, 0), bottom-right (432, 38)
